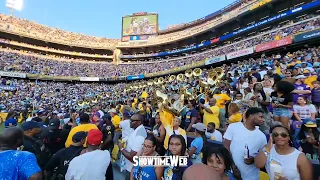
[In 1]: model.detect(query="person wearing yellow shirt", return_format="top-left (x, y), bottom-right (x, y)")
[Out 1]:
top-left (65, 113), bottom-right (98, 148)
top-left (159, 110), bottom-right (187, 150)
top-left (109, 109), bottom-right (121, 130)
top-left (227, 103), bottom-right (242, 124)
top-left (213, 89), bottom-right (231, 128)
top-left (109, 108), bottom-right (122, 144)
top-left (199, 98), bottom-right (220, 128)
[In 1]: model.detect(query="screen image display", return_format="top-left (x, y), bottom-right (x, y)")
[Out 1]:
top-left (122, 14), bottom-right (158, 36)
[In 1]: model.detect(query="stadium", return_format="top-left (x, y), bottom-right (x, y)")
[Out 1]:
top-left (0, 0), bottom-right (320, 179)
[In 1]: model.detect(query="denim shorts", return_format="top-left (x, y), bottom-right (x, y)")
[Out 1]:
top-left (273, 108), bottom-right (291, 118)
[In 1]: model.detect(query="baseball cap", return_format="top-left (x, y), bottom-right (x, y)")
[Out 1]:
top-left (87, 129), bottom-right (103, 146)
top-left (72, 131), bottom-right (87, 143)
top-left (304, 120), bottom-right (317, 128)
top-left (123, 111), bottom-right (132, 118)
top-left (192, 123), bottom-right (206, 132)
top-left (4, 118), bottom-right (18, 128)
top-left (102, 114), bottom-right (112, 121)
top-left (108, 109), bottom-right (117, 113)
top-left (303, 69), bottom-right (310, 73)
top-left (295, 75), bottom-right (307, 79)
top-left (21, 121), bottom-right (41, 131)
top-left (32, 117), bottom-right (43, 122)
top-left (313, 62), bottom-right (320, 67)
top-left (49, 118), bottom-right (60, 130)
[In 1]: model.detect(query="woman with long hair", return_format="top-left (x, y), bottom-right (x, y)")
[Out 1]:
top-left (188, 123), bottom-right (207, 164)
top-left (255, 125), bottom-right (313, 180)
top-left (163, 134), bottom-right (192, 180)
top-left (131, 135), bottom-right (164, 180)
top-left (270, 81), bottom-right (294, 130)
top-left (148, 113), bottom-right (166, 156)
top-left (293, 96), bottom-right (317, 122)
top-left (206, 146), bottom-right (242, 180)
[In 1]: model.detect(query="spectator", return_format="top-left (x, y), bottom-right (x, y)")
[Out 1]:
top-left (44, 131), bottom-right (87, 179)
top-left (130, 135), bottom-right (164, 180)
top-left (270, 81), bottom-right (294, 130)
top-left (164, 134), bottom-right (192, 180)
top-left (100, 114), bottom-right (116, 151)
top-left (0, 127), bottom-right (42, 180)
top-left (188, 123), bottom-right (207, 164)
top-left (224, 107), bottom-right (267, 180)
top-left (255, 125), bottom-right (312, 180)
top-left (200, 97), bottom-right (220, 128)
top-left (148, 112), bottom-right (166, 156)
top-left (185, 99), bottom-right (199, 132)
top-left (65, 113), bottom-right (98, 148)
top-left (205, 122), bottom-right (222, 142)
top-left (65, 129), bottom-right (113, 180)
top-left (206, 147), bottom-right (241, 180)
top-left (118, 113), bottom-right (147, 180)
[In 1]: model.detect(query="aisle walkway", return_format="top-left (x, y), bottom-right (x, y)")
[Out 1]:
top-left (113, 163), bottom-right (125, 179)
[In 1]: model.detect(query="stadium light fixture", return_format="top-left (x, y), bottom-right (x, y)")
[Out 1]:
top-left (6, 0), bottom-right (24, 16)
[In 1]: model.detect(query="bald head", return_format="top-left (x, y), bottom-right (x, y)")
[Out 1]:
top-left (0, 127), bottom-right (24, 150)
top-left (183, 164), bottom-right (221, 180)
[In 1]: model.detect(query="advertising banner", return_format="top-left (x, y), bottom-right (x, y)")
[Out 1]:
top-left (0, 71), bottom-right (26, 78)
top-left (255, 36), bottom-right (292, 52)
top-left (205, 55), bottom-right (226, 65)
top-left (27, 74), bottom-right (79, 81)
top-left (219, 0), bottom-right (320, 41)
top-left (0, 85), bottom-right (16, 91)
top-left (227, 47), bottom-right (254, 60)
top-left (127, 74), bottom-right (145, 80)
top-left (294, 29), bottom-right (320, 42)
top-left (80, 77), bottom-right (99, 82)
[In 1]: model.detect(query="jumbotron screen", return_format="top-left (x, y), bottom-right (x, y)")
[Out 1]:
top-left (122, 13), bottom-right (158, 37)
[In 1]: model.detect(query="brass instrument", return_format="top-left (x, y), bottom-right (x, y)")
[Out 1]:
top-left (158, 77), bottom-right (164, 84)
top-left (153, 78), bottom-right (159, 85)
top-left (147, 80), bottom-right (153, 86)
top-left (193, 68), bottom-right (202, 77)
top-left (185, 69), bottom-right (193, 78)
top-left (169, 75), bottom-right (176, 82)
top-left (213, 67), bottom-right (224, 79)
top-left (208, 71), bottom-right (219, 85)
top-left (177, 74), bottom-right (184, 82)
top-left (78, 100), bottom-right (84, 107)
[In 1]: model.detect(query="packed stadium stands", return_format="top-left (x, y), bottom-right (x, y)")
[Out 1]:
top-left (1, 0), bottom-right (320, 179)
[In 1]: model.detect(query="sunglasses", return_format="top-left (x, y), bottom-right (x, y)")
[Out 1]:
top-left (130, 118), bottom-right (140, 122)
top-left (272, 132), bottom-right (289, 138)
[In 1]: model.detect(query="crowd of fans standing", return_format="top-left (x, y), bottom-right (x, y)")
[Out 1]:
top-left (0, 44), bottom-right (319, 179)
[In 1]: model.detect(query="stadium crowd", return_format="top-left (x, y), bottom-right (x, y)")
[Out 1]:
top-left (0, 16), bottom-right (319, 78)
top-left (0, 0), bottom-right (257, 49)
top-left (0, 44), bottom-right (319, 179)
top-left (0, 14), bottom-right (119, 49)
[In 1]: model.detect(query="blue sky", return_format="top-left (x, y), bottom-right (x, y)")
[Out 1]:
top-left (1, 0), bottom-right (235, 38)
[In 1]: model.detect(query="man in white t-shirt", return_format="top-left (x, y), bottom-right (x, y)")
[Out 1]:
top-left (118, 113), bottom-right (147, 180)
top-left (66, 129), bottom-right (113, 180)
top-left (205, 122), bottom-right (222, 142)
top-left (224, 107), bottom-right (267, 180)
top-left (119, 111), bottom-right (134, 141)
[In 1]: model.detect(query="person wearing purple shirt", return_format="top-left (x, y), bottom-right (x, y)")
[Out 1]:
top-left (292, 75), bottom-right (311, 104)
